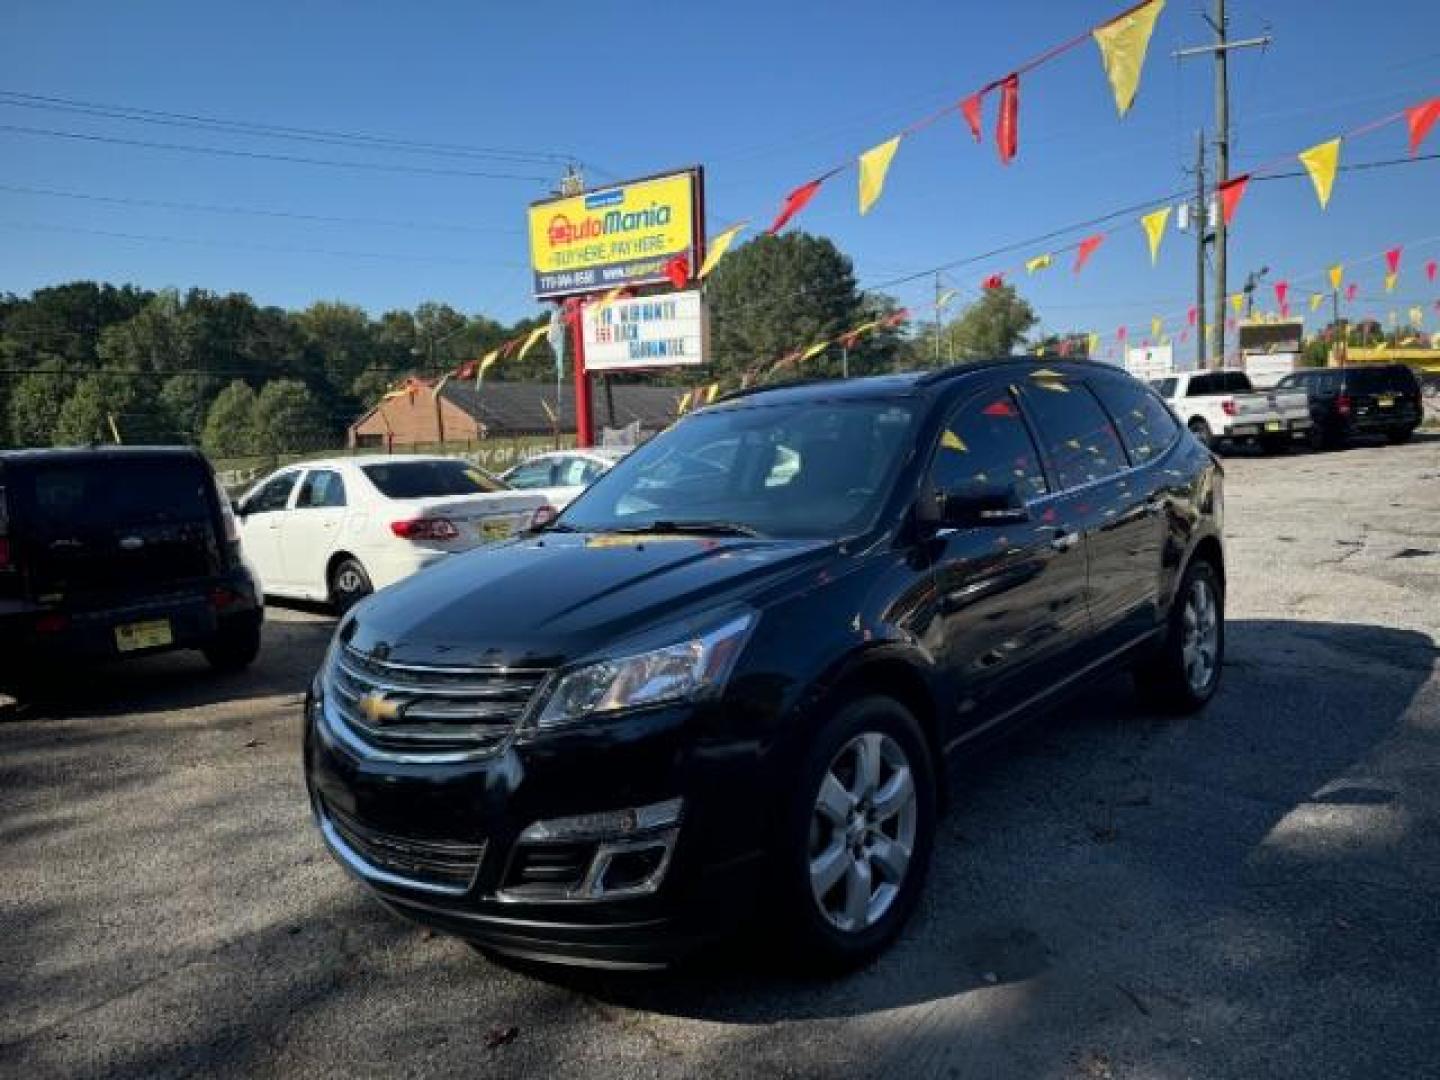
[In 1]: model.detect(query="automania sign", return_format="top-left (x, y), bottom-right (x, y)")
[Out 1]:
top-left (528, 169), bottom-right (702, 300)
top-left (582, 290), bottom-right (707, 371)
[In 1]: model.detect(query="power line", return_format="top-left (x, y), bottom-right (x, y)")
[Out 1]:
top-left (0, 182), bottom-right (524, 235)
top-left (0, 88), bottom-right (574, 166)
top-left (0, 123), bottom-right (553, 182)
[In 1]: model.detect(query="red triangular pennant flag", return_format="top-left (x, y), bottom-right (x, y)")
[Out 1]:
top-left (981, 272), bottom-right (1004, 290)
top-left (996, 74), bottom-right (1019, 165)
top-left (1217, 174), bottom-right (1250, 226)
top-left (768, 178), bottom-right (823, 234)
top-left (1273, 281), bottom-right (1289, 309)
top-left (1345, 283), bottom-right (1358, 302)
top-left (455, 360), bottom-right (476, 381)
top-left (1116, 325), bottom-right (1127, 341)
top-left (1385, 247), bottom-right (1402, 276)
top-left (960, 93), bottom-right (983, 142)
top-left (1427, 259), bottom-right (1437, 283)
top-left (1187, 306), bottom-right (1197, 326)
top-left (1407, 98), bottom-right (1440, 156)
top-left (1074, 233), bottom-right (1105, 274)
top-left (664, 254), bottom-right (690, 290)
top-left (884, 308), bottom-right (910, 327)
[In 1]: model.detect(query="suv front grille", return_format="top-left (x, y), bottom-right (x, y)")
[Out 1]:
top-left (325, 644), bottom-right (549, 756)
top-left (322, 799), bottom-right (484, 894)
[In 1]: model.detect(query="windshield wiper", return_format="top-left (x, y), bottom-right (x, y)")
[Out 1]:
top-left (608, 519), bottom-right (764, 538)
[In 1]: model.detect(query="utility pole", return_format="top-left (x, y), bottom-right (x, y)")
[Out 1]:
top-left (1175, 1), bottom-right (1270, 369)
top-left (1331, 289), bottom-right (1346, 366)
top-left (933, 272), bottom-right (942, 366)
top-left (1193, 129), bottom-right (1207, 374)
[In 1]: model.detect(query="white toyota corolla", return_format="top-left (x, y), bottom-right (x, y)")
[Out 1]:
top-left (236, 455), bottom-right (553, 611)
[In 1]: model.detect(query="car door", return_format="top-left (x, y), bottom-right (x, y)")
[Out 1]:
top-left (1015, 370), bottom-right (1155, 656)
top-left (288, 468), bottom-right (349, 599)
top-left (237, 471), bottom-right (300, 595)
top-left (926, 382), bottom-right (1090, 739)
top-left (1086, 371), bottom-right (1185, 643)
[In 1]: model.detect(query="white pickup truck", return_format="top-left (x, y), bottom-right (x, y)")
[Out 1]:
top-left (1152, 369), bottom-right (1312, 452)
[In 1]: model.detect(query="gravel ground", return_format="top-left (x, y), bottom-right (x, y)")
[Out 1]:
top-left (2, 435), bottom-right (1438, 1079)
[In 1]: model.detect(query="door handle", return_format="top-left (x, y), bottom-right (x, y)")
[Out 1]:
top-left (1046, 527), bottom-right (1080, 552)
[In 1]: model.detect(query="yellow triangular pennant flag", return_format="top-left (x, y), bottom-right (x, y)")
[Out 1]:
top-left (475, 348), bottom-right (500, 388)
top-left (705, 382), bottom-right (720, 403)
top-left (1298, 138), bottom-right (1341, 210)
top-left (858, 135), bottom-right (902, 215)
top-left (941, 429), bottom-right (967, 452)
top-left (1230, 293), bottom-right (1244, 315)
top-left (1088, 332), bottom-right (1100, 353)
top-left (1309, 293), bottom-right (1324, 312)
top-left (1026, 253), bottom-right (1053, 274)
top-left (590, 286), bottom-right (627, 321)
top-left (698, 222), bottom-right (746, 279)
top-left (1092, 0), bottom-right (1167, 117)
top-left (936, 288), bottom-right (958, 309)
top-left (677, 390), bottom-right (692, 415)
top-left (802, 340), bottom-right (830, 361)
top-left (516, 325), bottom-right (549, 361)
top-left (1329, 264), bottom-right (1344, 291)
top-left (1151, 316), bottom-right (1163, 339)
top-left (1410, 306), bottom-right (1424, 325)
top-left (1385, 271), bottom-right (1398, 293)
top-left (1140, 206), bottom-right (1171, 265)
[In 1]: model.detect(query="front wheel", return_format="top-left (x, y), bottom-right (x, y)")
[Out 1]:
top-left (777, 696), bottom-right (936, 971)
top-left (1135, 560), bottom-right (1224, 713)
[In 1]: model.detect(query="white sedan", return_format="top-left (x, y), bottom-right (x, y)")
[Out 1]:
top-left (500, 447), bottom-right (629, 509)
top-left (236, 455), bottom-right (552, 611)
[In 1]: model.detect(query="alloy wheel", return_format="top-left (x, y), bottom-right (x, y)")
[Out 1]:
top-left (808, 731), bottom-right (918, 933)
top-left (1181, 576), bottom-right (1220, 694)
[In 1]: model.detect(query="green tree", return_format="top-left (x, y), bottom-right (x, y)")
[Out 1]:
top-left (159, 372), bottom-right (222, 442)
top-left (945, 285), bottom-right (1037, 360)
top-left (8, 361), bottom-right (71, 447)
top-left (202, 380), bottom-right (261, 457)
top-left (706, 232), bottom-right (871, 383)
top-left (254, 378), bottom-right (326, 454)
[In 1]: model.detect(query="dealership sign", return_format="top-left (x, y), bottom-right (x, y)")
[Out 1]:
top-left (582, 290), bottom-right (707, 371)
top-left (528, 169), bottom-right (702, 300)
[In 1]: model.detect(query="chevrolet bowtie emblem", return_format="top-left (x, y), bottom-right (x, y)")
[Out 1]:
top-left (357, 692), bottom-right (402, 724)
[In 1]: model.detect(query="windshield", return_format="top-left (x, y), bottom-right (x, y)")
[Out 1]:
top-left (557, 399), bottom-right (918, 539)
top-left (361, 460), bottom-right (505, 499)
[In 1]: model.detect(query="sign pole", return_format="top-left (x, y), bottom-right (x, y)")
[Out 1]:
top-left (571, 307), bottom-right (594, 448)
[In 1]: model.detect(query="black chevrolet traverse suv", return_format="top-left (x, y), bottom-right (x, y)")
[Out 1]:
top-left (1275, 363), bottom-right (1423, 448)
top-left (0, 447), bottom-right (263, 694)
top-left (305, 360), bottom-right (1225, 969)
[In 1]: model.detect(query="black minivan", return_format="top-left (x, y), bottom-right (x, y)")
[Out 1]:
top-left (0, 447), bottom-right (263, 693)
top-left (305, 361), bottom-right (1225, 969)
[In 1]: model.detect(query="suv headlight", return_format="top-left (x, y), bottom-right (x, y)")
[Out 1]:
top-left (535, 612), bottom-right (756, 728)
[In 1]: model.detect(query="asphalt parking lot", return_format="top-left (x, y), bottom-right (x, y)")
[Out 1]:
top-left (3, 436), bottom-right (1438, 1079)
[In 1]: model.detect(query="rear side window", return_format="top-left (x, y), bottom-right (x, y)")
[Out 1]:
top-left (362, 460), bottom-right (504, 498)
top-left (25, 459), bottom-right (212, 530)
top-left (1346, 366), bottom-right (1418, 394)
top-left (1223, 372), bottom-right (1253, 393)
top-left (505, 460), bottom-right (555, 489)
top-left (297, 469), bottom-right (346, 509)
top-left (1186, 374), bottom-right (1217, 396)
top-left (1089, 378), bottom-right (1180, 465)
top-left (932, 390), bottom-right (1048, 500)
top-left (1019, 381), bottom-right (1128, 490)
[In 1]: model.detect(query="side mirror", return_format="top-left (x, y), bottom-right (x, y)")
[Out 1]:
top-left (939, 482), bottom-right (1030, 528)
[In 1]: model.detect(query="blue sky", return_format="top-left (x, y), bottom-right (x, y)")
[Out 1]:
top-left (2, 0), bottom-right (1437, 345)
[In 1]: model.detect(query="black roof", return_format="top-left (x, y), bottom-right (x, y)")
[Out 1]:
top-left (0, 445), bottom-right (205, 465)
top-left (713, 360), bottom-right (1095, 408)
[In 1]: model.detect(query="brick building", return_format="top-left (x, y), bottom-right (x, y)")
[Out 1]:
top-left (347, 380), bottom-right (682, 449)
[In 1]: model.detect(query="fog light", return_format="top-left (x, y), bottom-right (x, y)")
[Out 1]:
top-left (517, 797), bottom-right (682, 843)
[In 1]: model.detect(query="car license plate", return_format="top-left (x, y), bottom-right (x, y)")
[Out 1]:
top-left (478, 519), bottom-right (514, 542)
top-left (115, 618), bottom-right (172, 652)
top-left (1265, 420), bottom-right (1282, 432)
top-left (1378, 395), bottom-right (1394, 408)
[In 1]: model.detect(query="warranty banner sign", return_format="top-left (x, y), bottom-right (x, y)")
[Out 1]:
top-left (528, 169), bottom-right (701, 300)
top-left (582, 289), bottom-right (707, 371)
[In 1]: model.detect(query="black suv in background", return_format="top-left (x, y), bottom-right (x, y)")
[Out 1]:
top-left (1276, 363), bottom-right (1423, 448)
top-left (0, 447), bottom-right (263, 694)
top-left (305, 361), bottom-right (1225, 970)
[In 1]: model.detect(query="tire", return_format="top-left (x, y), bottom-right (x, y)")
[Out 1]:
top-left (203, 619), bottom-right (261, 673)
top-left (329, 557), bottom-right (373, 615)
top-left (1386, 426), bottom-right (1415, 445)
top-left (1306, 424), bottom-right (1329, 452)
top-left (1135, 559), bottom-right (1224, 714)
top-left (775, 695), bottom-right (937, 972)
top-left (1187, 417), bottom-right (1213, 450)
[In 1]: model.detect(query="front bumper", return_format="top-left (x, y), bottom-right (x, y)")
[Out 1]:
top-left (303, 690), bottom-right (766, 968)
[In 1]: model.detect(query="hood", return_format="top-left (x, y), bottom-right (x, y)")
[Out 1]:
top-left (343, 531), bottom-right (837, 669)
